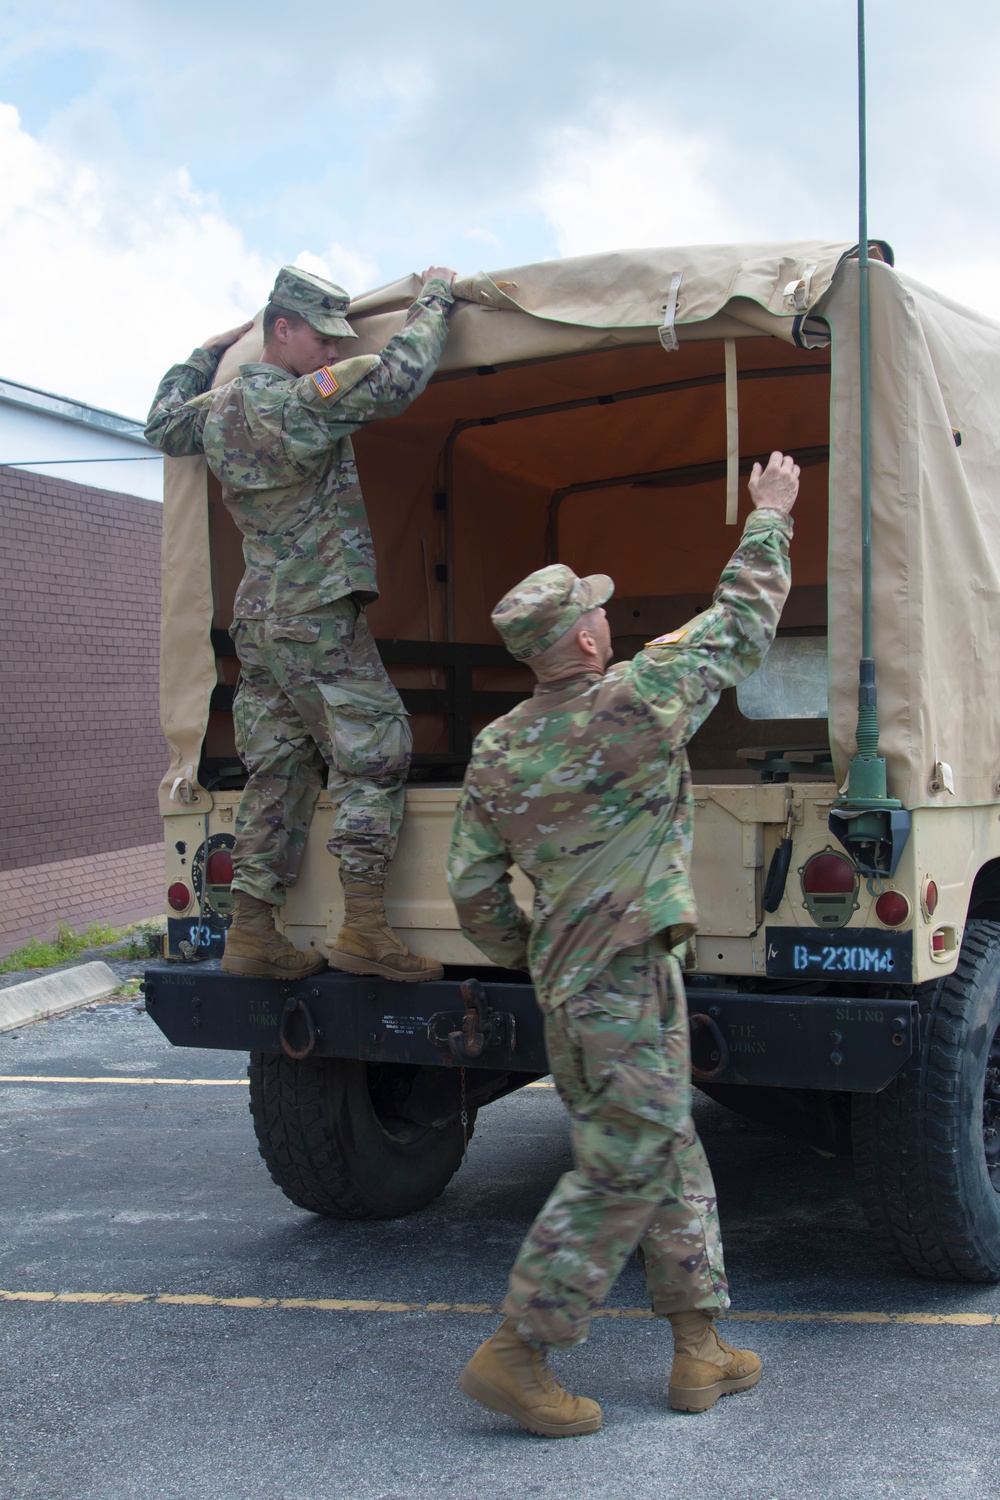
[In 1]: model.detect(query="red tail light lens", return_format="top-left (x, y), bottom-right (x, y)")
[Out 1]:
top-left (802, 853), bottom-right (856, 893)
top-left (167, 881), bottom-right (191, 912)
top-left (924, 880), bottom-right (939, 917)
top-left (875, 890), bottom-right (910, 927)
top-left (206, 849), bottom-right (234, 886)
top-left (932, 931), bottom-right (946, 954)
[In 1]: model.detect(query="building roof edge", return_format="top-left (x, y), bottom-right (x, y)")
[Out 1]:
top-left (0, 377), bottom-right (151, 447)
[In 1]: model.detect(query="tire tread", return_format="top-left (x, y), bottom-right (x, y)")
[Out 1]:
top-left (852, 920), bottom-right (1000, 1282)
top-left (247, 1051), bottom-right (469, 1221)
top-left (248, 1052), bottom-right (370, 1218)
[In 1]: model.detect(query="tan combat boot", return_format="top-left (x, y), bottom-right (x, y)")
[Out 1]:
top-left (221, 891), bottom-right (326, 979)
top-left (667, 1309), bottom-right (762, 1412)
top-left (327, 879), bottom-right (444, 982)
top-left (458, 1319), bottom-right (602, 1438)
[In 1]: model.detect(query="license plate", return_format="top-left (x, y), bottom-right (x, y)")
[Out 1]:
top-left (764, 927), bottom-right (912, 982)
top-left (167, 915), bottom-right (226, 960)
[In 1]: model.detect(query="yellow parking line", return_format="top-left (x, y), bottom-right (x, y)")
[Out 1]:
top-left (724, 1310), bottom-right (998, 1326)
top-left (0, 1076), bottom-right (248, 1087)
top-left (0, 1075), bottom-right (555, 1089)
top-left (0, 1289), bottom-right (995, 1325)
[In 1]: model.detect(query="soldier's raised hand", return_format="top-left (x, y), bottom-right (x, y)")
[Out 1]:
top-left (201, 320), bottom-right (255, 356)
top-left (421, 266), bottom-right (457, 289)
top-left (748, 450), bottom-right (800, 516)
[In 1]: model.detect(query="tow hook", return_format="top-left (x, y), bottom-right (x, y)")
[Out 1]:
top-left (449, 978), bottom-right (492, 1060)
top-left (689, 1012), bottom-right (730, 1083)
top-left (279, 995), bottom-right (318, 1061)
top-left (426, 979), bottom-right (515, 1060)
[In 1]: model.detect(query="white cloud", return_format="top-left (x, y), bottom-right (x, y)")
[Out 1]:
top-left (4, 76), bottom-right (1000, 437)
top-left (532, 103), bottom-right (1000, 326)
top-left (293, 242), bottom-right (380, 296)
top-left (535, 105), bottom-right (747, 257)
top-left (0, 101), bottom-right (273, 417)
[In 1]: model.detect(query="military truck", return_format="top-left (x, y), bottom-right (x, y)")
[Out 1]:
top-left (144, 240), bottom-right (1000, 1282)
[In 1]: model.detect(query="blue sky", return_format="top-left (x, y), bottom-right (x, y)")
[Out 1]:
top-left (1, 0), bottom-right (999, 416)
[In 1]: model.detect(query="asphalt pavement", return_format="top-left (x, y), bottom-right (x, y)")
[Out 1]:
top-left (0, 995), bottom-right (998, 1500)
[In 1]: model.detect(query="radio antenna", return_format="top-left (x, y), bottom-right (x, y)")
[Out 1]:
top-left (841, 0), bottom-right (898, 813)
top-left (830, 0), bottom-right (905, 876)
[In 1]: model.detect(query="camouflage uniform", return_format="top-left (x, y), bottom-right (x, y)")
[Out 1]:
top-left (146, 273), bottom-right (455, 898)
top-left (447, 509), bottom-right (793, 1348)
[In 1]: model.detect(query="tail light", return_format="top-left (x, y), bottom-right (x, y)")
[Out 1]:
top-left (167, 881), bottom-right (191, 912)
top-left (206, 849), bottom-right (234, 886)
top-left (800, 850), bottom-right (859, 929)
top-left (875, 889), bottom-right (911, 927)
top-left (195, 833), bottom-right (237, 920)
top-left (802, 854), bottom-right (856, 894)
top-left (922, 878), bottom-right (939, 919)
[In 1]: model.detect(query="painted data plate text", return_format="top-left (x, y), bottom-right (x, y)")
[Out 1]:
top-left (764, 927), bottom-right (912, 983)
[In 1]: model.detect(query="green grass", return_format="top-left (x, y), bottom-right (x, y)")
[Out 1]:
top-left (111, 977), bottom-right (145, 1001)
top-left (0, 918), bottom-right (164, 975)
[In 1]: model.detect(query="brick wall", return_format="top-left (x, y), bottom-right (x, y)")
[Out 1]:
top-left (0, 468), bottom-right (166, 954)
top-left (0, 844), bottom-right (165, 953)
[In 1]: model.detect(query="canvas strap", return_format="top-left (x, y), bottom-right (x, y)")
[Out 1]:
top-left (658, 272), bottom-right (683, 352)
top-left (725, 339), bottom-right (739, 524)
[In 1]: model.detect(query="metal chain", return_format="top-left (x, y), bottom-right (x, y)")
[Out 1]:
top-left (460, 1066), bottom-right (469, 1159)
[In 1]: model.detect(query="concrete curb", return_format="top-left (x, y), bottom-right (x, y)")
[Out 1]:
top-left (0, 962), bottom-right (120, 1034)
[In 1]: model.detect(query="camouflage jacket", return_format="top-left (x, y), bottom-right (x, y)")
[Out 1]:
top-left (145, 279), bottom-right (455, 618)
top-left (447, 510), bottom-right (793, 1012)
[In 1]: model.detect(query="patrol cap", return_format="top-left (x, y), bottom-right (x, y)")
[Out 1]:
top-left (268, 265), bottom-right (358, 338)
top-left (491, 564), bottom-right (614, 662)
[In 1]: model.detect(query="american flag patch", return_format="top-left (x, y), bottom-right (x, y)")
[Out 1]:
top-left (311, 366), bottom-right (340, 398)
top-left (647, 628), bottom-right (687, 647)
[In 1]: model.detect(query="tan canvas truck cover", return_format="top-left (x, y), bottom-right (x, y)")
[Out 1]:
top-left (157, 240), bottom-right (1000, 813)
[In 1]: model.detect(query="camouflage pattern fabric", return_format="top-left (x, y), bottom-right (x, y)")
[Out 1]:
top-left (145, 278), bottom-right (455, 617)
top-left (267, 264), bottom-right (358, 337)
top-left (504, 944), bottom-right (729, 1348)
top-left (491, 564), bottom-right (614, 661)
top-left (230, 598), bottom-right (411, 901)
top-left (447, 509), bottom-right (793, 1012)
top-left (145, 280), bottom-right (454, 900)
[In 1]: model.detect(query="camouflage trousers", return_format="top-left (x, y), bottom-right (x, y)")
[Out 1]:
top-left (230, 599), bottom-right (411, 903)
top-left (503, 944), bottom-right (730, 1349)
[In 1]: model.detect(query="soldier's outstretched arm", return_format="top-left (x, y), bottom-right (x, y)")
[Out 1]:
top-left (631, 450), bottom-right (799, 750)
top-left (145, 320), bottom-right (253, 456)
top-left (362, 266), bottom-right (457, 421)
top-left (284, 268), bottom-right (458, 450)
top-left (447, 773), bottom-right (531, 971)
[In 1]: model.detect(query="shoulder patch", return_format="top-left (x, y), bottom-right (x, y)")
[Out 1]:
top-left (308, 353), bottom-right (381, 404)
top-left (646, 628), bottom-right (687, 647)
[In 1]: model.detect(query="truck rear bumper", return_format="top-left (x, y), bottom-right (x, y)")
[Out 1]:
top-left (142, 964), bottom-right (919, 1094)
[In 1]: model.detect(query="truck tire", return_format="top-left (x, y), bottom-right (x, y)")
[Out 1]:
top-left (247, 1052), bottom-right (472, 1219)
top-left (852, 920), bottom-right (1000, 1281)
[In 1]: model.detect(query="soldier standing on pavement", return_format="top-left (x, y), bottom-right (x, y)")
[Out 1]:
top-left (146, 264), bottom-right (458, 982)
top-left (447, 451), bottom-right (800, 1436)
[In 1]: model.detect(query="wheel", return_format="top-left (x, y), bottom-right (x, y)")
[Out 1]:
top-left (852, 919), bottom-right (1000, 1281)
top-left (247, 1053), bottom-right (473, 1219)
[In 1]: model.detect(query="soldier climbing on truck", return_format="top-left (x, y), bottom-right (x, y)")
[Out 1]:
top-left (146, 261), bottom-right (460, 986)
